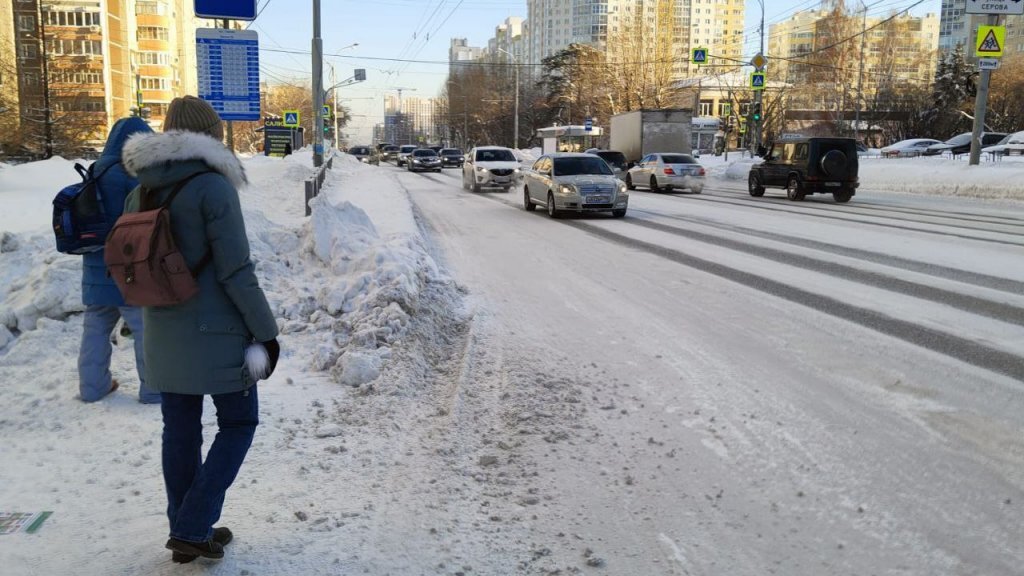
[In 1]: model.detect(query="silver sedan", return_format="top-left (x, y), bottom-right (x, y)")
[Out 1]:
top-left (625, 153), bottom-right (705, 193)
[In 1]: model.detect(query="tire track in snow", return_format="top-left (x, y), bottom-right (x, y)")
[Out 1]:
top-left (559, 220), bottom-right (1024, 381)
top-left (703, 185), bottom-right (1024, 227)
top-left (628, 207), bottom-right (1024, 295)
top-left (645, 190), bottom-right (1024, 247)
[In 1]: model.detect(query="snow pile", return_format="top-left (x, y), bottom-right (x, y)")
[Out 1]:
top-left (0, 150), bottom-right (443, 390)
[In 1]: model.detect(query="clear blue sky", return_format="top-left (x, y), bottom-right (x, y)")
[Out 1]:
top-left (246, 0), bottom-right (941, 143)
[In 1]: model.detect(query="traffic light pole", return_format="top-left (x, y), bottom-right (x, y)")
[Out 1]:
top-left (752, 0), bottom-right (764, 156)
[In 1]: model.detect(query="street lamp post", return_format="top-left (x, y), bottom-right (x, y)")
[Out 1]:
top-left (497, 48), bottom-right (519, 150)
top-left (312, 0), bottom-right (324, 167)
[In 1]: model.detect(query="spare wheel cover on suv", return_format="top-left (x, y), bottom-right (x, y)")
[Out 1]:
top-left (820, 149), bottom-right (848, 177)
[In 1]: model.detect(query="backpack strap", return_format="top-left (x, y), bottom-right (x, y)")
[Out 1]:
top-left (155, 170), bottom-right (216, 279)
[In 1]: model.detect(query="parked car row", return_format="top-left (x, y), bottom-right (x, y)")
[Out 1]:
top-left (879, 131), bottom-right (1020, 158)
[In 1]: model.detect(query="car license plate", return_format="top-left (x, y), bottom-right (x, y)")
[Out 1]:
top-left (585, 195), bottom-right (610, 204)
top-left (825, 182), bottom-right (841, 187)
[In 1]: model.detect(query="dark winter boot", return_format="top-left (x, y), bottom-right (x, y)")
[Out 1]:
top-left (169, 527), bottom-right (232, 563)
top-left (166, 537), bottom-right (224, 561)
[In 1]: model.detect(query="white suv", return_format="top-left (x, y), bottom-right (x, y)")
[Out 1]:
top-left (462, 146), bottom-right (521, 192)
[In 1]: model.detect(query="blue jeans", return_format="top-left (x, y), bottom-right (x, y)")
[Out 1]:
top-left (161, 386), bottom-right (259, 542)
top-left (78, 305), bottom-right (159, 403)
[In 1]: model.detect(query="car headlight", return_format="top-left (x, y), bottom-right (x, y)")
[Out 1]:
top-left (617, 181), bottom-right (627, 193)
top-left (558, 183), bottom-right (577, 195)
top-left (514, 168), bottom-right (521, 173)
top-left (476, 166), bottom-right (487, 173)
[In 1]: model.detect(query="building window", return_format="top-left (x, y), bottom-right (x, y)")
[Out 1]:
top-left (140, 77), bottom-right (169, 90)
top-left (23, 72), bottom-right (40, 86)
top-left (137, 26), bottom-right (169, 41)
top-left (44, 11), bottom-right (101, 27)
top-left (136, 1), bottom-right (169, 16)
top-left (19, 43), bottom-right (38, 59)
top-left (135, 51), bottom-right (170, 65)
top-left (17, 15), bottom-right (36, 32)
top-left (52, 71), bottom-right (103, 84)
top-left (47, 39), bottom-right (103, 56)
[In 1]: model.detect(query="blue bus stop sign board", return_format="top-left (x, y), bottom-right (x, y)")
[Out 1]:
top-left (195, 0), bottom-right (257, 20)
top-left (197, 28), bottom-right (261, 121)
top-left (585, 118), bottom-right (593, 132)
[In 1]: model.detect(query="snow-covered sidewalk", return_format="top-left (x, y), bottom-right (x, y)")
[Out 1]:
top-left (0, 151), bottom-right (466, 573)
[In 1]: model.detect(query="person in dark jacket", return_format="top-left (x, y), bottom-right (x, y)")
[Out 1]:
top-left (121, 96), bottom-right (280, 562)
top-left (79, 116), bottom-right (160, 403)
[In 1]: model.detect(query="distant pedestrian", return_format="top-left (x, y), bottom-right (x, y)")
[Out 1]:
top-left (79, 116), bottom-right (159, 404)
top-left (120, 96), bottom-right (280, 563)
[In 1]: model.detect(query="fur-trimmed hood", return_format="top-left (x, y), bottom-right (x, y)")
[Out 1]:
top-left (122, 130), bottom-right (247, 189)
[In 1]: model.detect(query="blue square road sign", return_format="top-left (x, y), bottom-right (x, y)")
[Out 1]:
top-left (195, 0), bottom-right (257, 20)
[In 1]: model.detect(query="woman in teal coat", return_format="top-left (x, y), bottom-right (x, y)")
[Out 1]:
top-left (121, 96), bottom-right (279, 562)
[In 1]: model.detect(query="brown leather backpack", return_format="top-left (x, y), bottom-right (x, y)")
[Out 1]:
top-left (104, 171), bottom-right (213, 307)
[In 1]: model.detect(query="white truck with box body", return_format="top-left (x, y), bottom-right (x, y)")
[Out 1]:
top-left (610, 109), bottom-right (693, 166)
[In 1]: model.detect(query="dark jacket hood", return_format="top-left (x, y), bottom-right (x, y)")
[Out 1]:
top-left (101, 117), bottom-right (153, 159)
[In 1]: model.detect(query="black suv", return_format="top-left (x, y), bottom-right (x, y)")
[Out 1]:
top-left (440, 148), bottom-right (465, 167)
top-left (749, 137), bottom-right (859, 203)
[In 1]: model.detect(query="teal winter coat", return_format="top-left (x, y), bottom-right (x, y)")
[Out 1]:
top-left (121, 130), bottom-right (278, 395)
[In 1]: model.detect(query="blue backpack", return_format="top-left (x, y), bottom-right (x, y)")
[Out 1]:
top-left (52, 161), bottom-right (119, 254)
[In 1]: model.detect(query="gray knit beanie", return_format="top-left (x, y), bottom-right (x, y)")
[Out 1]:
top-left (164, 96), bottom-right (224, 140)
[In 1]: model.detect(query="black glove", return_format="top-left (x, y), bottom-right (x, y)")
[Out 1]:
top-left (262, 339), bottom-right (280, 377)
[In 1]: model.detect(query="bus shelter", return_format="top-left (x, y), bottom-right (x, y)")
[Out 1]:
top-left (537, 125), bottom-right (604, 154)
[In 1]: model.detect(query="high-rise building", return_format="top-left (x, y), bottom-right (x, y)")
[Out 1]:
top-left (524, 0), bottom-right (744, 80)
top-left (6, 0), bottom-right (230, 154)
top-left (769, 8), bottom-right (939, 107)
top-left (384, 94), bottom-right (441, 144)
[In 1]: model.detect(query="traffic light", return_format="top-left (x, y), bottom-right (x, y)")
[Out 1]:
top-left (752, 102), bottom-right (762, 122)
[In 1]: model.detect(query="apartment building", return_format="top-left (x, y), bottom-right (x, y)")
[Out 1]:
top-left (768, 8), bottom-right (939, 106)
top-left (5, 0), bottom-right (225, 154)
top-left (384, 94), bottom-right (440, 144)
top-left (0, 1), bottom-right (19, 152)
top-left (524, 0), bottom-right (744, 80)
top-left (939, 0), bottom-right (1024, 57)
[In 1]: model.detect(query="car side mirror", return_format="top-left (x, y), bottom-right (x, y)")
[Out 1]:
top-left (627, 161), bottom-right (637, 169)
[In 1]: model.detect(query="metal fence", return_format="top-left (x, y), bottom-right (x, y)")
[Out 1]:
top-left (304, 152), bottom-right (334, 216)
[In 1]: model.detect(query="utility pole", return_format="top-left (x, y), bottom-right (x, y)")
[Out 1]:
top-left (969, 13), bottom-right (1000, 166)
top-left (312, 0), bottom-right (324, 167)
top-left (498, 48), bottom-right (519, 149)
top-left (853, 0), bottom-right (868, 142)
top-left (222, 19), bottom-right (234, 151)
top-left (36, 2), bottom-right (53, 158)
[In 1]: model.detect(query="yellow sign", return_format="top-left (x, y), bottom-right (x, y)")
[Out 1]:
top-left (751, 53), bottom-right (767, 70)
top-left (976, 25), bottom-right (1005, 58)
top-left (283, 110), bottom-right (301, 127)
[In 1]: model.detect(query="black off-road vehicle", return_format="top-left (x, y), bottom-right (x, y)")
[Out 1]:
top-left (748, 137), bottom-right (859, 203)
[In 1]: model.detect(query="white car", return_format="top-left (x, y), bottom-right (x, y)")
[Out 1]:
top-left (396, 144), bottom-right (417, 167)
top-left (981, 130), bottom-right (1024, 156)
top-left (462, 146), bottom-right (521, 192)
top-left (880, 138), bottom-right (940, 158)
top-left (625, 153), bottom-right (705, 193)
top-left (522, 153), bottom-right (629, 218)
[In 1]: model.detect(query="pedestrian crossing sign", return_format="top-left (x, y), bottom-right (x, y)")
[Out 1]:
top-left (323, 104), bottom-right (331, 117)
top-left (976, 25), bottom-right (1005, 58)
top-left (750, 72), bottom-right (766, 90)
top-left (692, 48), bottom-right (708, 64)
top-left (283, 110), bottom-right (300, 127)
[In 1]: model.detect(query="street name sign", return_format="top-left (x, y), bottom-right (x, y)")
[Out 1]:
top-left (691, 48), bottom-right (708, 64)
top-left (283, 110), bottom-right (301, 127)
top-left (195, 0), bottom-right (258, 20)
top-left (197, 28), bottom-right (260, 121)
top-left (966, 0), bottom-right (1024, 15)
top-left (975, 25), bottom-right (1005, 58)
